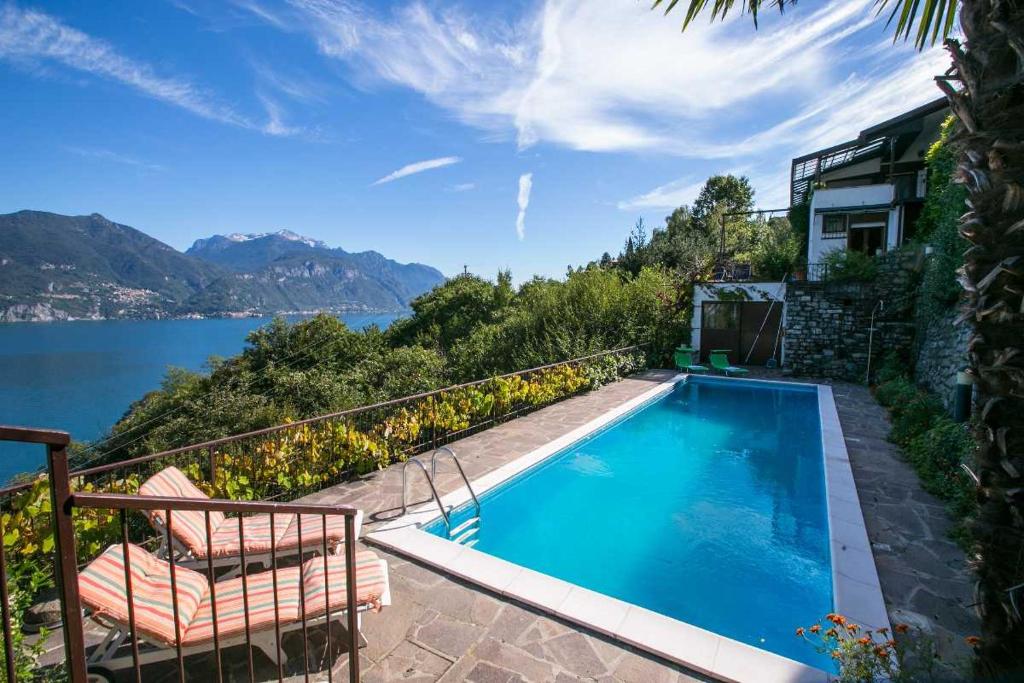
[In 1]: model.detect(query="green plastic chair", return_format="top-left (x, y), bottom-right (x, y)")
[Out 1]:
top-left (709, 349), bottom-right (748, 377)
top-left (673, 347), bottom-right (708, 374)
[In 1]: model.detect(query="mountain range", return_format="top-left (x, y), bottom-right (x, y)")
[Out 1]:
top-left (0, 210), bottom-right (445, 322)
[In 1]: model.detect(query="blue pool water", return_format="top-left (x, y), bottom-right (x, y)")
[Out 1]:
top-left (426, 376), bottom-right (832, 669)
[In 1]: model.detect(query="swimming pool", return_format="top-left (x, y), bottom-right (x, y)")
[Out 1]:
top-left (370, 375), bottom-right (888, 680)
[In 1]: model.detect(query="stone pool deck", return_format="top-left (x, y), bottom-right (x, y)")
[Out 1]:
top-left (301, 370), bottom-right (979, 681)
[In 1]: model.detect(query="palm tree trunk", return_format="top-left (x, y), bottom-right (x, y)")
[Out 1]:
top-left (948, 0), bottom-right (1024, 673)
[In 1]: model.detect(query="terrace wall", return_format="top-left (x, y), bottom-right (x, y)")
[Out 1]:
top-left (783, 251), bottom-right (919, 382)
top-left (914, 308), bottom-right (971, 409)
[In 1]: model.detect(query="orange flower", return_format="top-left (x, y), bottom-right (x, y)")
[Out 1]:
top-left (877, 627), bottom-right (889, 636)
top-left (874, 647), bottom-right (889, 659)
top-left (831, 651), bottom-right (841, 660)
top-left (826, 613), bottom-right (840, 624)
top-left (846, 623), bottom-right (860, 634)
top-left (894, 623), bottom-right (910, 634)
top-left (857, 636), bottom-right (871, 646)
top-left (810, 624), bottom-right (821, 634)
top-left (795, 628), bottom-right (805, 637)
top-left (826, 628), bottom-right (838, 638)
top-left (965, 636), bottom-right (981, 646)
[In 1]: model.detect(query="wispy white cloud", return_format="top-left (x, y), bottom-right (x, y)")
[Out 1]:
top-left (275, 0), bottom-right (936, 156)
top-left (0, 4), bottom-right (300, 136)
top-left (64, 145), bottom-right (165, 171)
top-left (449, 182), bottom-right (476, 192)
top-left (516, 172), bottom-right (532, 240)
top-left (372, 156), bottom-right (461, 185)
top-left (618, 176), bottom-right (706, 211)
top-left (251, 60), bottom-right (329, 104)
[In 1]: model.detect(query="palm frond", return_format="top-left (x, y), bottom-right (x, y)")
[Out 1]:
top-left (654, 0), bottom-right (960, 49)
top-left (650, 0), bottom-right (791, 31)
top-left (874, 0), bottom-right (960, 49)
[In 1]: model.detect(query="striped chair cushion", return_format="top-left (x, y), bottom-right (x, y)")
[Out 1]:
top-left (79, 544), bottom-right (208, 647)
top-left (139, 467), bottom-right (223, 557)
top-left (205, 514), bottom-right (291, 559)
top-left (276, 513), bottom-right (351, 553)
top-left (183, 566), bottom-right (302, 645)
top-left (301, 551), bottom-right (388, 618)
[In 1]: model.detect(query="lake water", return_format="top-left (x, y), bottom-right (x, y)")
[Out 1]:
top-left (0, 313), bottom-right (399, 483)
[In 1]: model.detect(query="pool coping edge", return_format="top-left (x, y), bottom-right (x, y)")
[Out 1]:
top-left (367, 375), bottom-right (887, 683)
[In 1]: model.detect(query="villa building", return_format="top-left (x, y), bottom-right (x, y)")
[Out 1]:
top-left (691, 99), bottom-right (948, 367)
top-left (792, 98), bottom-right (948, 277)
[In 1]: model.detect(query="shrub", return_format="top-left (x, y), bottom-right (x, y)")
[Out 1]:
top-left (873, 351), bottom-right (909, 386)
top-left (907, 418), bottom-right (976, 520)
top-left (890, 392), bottom-right (946, 447)
top-left (874, 378), bottom-right (917, 411)
top-left (823, 250), bottom-right (878, 282)
top-left (0, 561), bottom-right (55, 682)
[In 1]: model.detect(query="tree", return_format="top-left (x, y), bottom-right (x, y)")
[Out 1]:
top-left (653, 0), bottom-right (1024, 671)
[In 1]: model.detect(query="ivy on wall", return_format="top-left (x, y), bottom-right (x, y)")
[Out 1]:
top-left (915, 117), bottom-right (969, 327)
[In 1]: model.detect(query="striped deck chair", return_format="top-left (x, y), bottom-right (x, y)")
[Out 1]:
top-left (139, 467), bottom-right (364, 571)
top-left (80, 542), bottom-right (390, 681)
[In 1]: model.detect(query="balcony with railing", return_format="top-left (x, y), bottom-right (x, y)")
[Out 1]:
top-left (0, 345), bottom-right (648, 683)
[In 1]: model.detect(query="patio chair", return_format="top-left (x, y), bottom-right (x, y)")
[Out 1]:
top-left (673, 347), bottom-right (708, 374)
top-left (709, 349), bottom-right (749, 377)
top-left (138, 466), bottom-right (364, 571)
top-left (79, 542), bottom-right (390, 681)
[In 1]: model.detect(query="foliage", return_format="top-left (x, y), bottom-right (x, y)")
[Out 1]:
top-left (874, 377), bottom-right (918, 410)
top-left (387, 272), bottom-right (513, 353)
top-left (874, 376), bottom-right (977, 546)
top-left (889, 392), bottom-right (946, 448)
top-left (447, 267), bottom-right (689, 378)
top-left (610, 174), bottom-right (803, 280)
top-left (651, 1), bottom-right (959, 49)
top-left (0, 560), bottom-right (55, 682)
top-left (797, 614), bottom-right (967, 682)
top-left (822, 250), bottom-right (878, 283)
top-left (748, 215), bottom-right (801, 280)
top-left (787, 200), bottom-right (811, 265)
top-left (916, 117), bottom-right (968, 327)
top-left (3, 349), bottom-right (646, 569)
top-left (907, 419), bottom-right (976, 521)
top-left (874, 350), bottom-right (910, 386)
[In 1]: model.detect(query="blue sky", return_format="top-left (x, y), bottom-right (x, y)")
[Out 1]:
top-left (0, 0), bottom-right (949, 279)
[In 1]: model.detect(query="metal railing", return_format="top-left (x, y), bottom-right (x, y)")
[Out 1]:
top-left (2, 427), bottom-right (363, 683)
top-left (0, 344), bottom-right (649, 682)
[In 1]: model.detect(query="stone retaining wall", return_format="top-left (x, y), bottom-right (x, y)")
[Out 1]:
top-left (914, 308), bottom-right (971, 409)
top-left (783, 251), bottom-right (919, 382)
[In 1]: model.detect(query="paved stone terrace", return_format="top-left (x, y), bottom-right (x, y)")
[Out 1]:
top-left (300, 370), bottom-right (979, 681)
top-left (827, 381), bottom-right (979, 663)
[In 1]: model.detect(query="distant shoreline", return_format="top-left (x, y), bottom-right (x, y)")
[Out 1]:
top-left (0, 307), bottom-right (409, 324)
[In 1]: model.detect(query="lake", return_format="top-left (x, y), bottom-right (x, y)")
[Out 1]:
top-left (0, 313), bottom-right (399, 483)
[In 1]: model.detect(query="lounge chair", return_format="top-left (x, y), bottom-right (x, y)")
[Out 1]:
top-left (79, 542), bottom-right (390, 680)
top-left (139, 467), bottom-right (364, 570)
top-left (709, 349), bottom-right (749, 377)
top-left (673, 347), bottom-right (708, 374)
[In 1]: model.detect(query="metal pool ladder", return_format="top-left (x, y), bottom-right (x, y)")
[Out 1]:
top-left (401, 446), bottom-right (482, 547)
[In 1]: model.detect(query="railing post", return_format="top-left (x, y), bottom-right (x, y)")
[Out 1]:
top-left (208, 445), bottom-right (217, 490)
top-left (46, 443), bottom-right (88, 683)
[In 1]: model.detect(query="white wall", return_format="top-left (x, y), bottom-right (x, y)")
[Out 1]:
top-left (807, 184), bottom-right (895, 268)
top-left (691, 282), bottom-right (787, 363)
